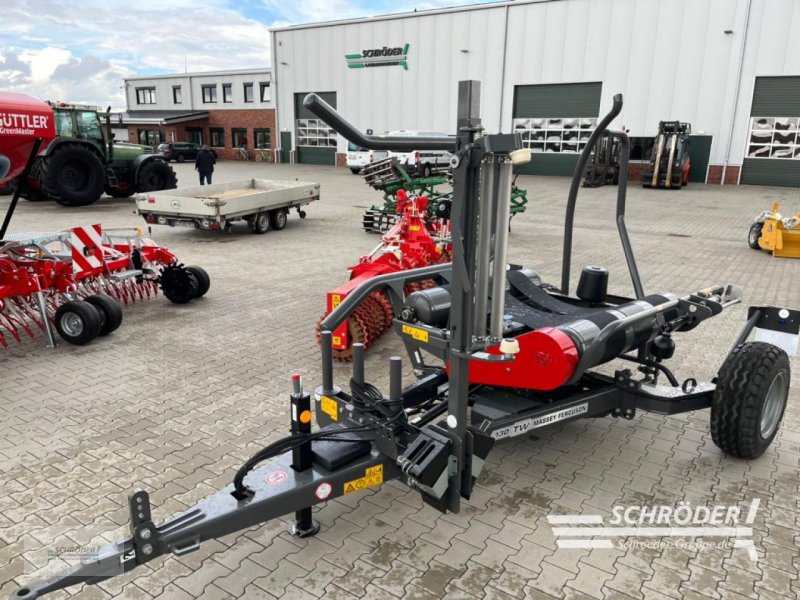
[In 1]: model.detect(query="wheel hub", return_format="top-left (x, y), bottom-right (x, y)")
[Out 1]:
top-left (760, 371), bottom-right (788, 438)
top-left (60, 312), bottom-right (83, 336)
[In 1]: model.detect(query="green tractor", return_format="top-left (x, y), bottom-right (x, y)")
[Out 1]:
top-left (24, 102), bottom-right (177, 206)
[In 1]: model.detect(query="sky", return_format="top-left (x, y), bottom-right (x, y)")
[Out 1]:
top-left (0, 0), bottom-right (490, 109)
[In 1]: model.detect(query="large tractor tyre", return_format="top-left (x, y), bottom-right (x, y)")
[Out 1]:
top-left (40, 144), bottom-right (106, 207)
top-left (105, 186), bottom-right (135, 198)
top-left (711, 342), bottom-right (790, 459)
top-left (137, 160), bottom-right (178, 193)
top-left (269, 209), bottom-right (288, 231)
top-left (54, 300), bottom-right (102, 345)
top-left (748, 223), bottom-right (763, 250)
top-left (22, 159), bottom-right (50, 201)
top-left (160, 263), bottom-right (199, 304)
top-left (186, 266), bottom-right (211, 298)
top-left (84, 294), bottom-right (124, 336)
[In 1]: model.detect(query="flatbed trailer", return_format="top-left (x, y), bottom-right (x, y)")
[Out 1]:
top-left (135, 178), bottom-right (320, 233)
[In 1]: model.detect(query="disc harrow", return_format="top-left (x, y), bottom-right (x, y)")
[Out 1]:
top-left (320, 189), bottom-right (451, 360)
top-left (0, 225), bottom-right (209, 349)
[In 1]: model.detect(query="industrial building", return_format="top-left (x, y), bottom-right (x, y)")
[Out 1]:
top-left (116, 69), bottom-right (275, 160)
top-left (270, 0), bottom-right (800, 186)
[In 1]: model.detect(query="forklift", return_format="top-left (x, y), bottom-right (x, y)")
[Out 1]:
top-left (642, 121), bottom-right (691, 188)
top-left (583, 132), bottom-right (621, 187)
top-left (10, 84), bottom-right (798, 600)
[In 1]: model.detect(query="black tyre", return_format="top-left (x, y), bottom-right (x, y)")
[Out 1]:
top-left (350, 168), bottom-right (361, 174)
top-left (105, 186), bottom-right (135, 198)
top-left (748, 223), bottom-right (763, 250)
top-left (84, 294), bottom-right (123, 336)
top-left (54, 300), bottom-right (102, 345)
top-left (711, 342), bottom-right (790, 459)
top-left (137, 160), bottom-right (178, 192)
top-left (269, 209), bottom-right (288, 231)
top-left (40, 144), bottom-right (105, 206)
top-left (160, 263), bottom-right (199, 304)
top-left (251, 212), bottom-right (270, 234)
top-left (421, 164), bottom-right (432, 178)
top-left (186, 266), bottom-right (210, 298)
top-left (176, 154), bottom-right (185, 163)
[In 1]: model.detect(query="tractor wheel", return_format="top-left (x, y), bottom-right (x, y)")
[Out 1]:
top-left (748, 223), bottom-right (763, 250)
top-left (711, 342), bottom-right (790, 459)
top-left (105, 186), bottom-right (135, 198)
top-left (186, 266), bottom-right (211, 298)
top-left (137, 160), bottom-right (178, 193)
top-left (55, 300), bottom-right (102, 345)
top-left (85, 294), bottom-right (124, 336)
top-left (40, 144), bottom-right (105, 206)
top-left (251, 212), bottom-right (270, 234)
top-left (269, 209), bottom-right (288, 230)
top-left (160, 263), bottom-right (199, 304)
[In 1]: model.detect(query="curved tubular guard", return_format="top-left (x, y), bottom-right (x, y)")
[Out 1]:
top-left (561, 94), bottom-right (623, 295)
top-left (303, 93), bottom-right (457, 152)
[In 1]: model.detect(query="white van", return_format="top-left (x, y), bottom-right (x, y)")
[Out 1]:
top-left (346, 143), bottom-right (389, 174)
top-left (386, 130), bottom-right (453, 177)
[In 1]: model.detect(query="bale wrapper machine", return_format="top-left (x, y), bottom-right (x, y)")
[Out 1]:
top-left (11, 82), bottom-right (798, 600)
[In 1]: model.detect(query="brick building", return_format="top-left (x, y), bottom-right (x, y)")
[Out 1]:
top-left (113, 69), bottom-right (276, 161)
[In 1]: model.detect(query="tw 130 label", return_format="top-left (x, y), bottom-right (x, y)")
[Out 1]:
top-left (491, 403), bottom-right (588, 440)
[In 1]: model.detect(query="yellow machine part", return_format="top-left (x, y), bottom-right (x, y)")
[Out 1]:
top-left (759, 218), bottom-right (800, 258)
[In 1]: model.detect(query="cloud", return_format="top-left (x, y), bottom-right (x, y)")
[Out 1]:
top-left (0, 0), bottom-right (492, 108)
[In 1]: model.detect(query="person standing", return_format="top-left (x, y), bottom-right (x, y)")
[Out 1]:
top-left (195, 144), bottom-right (216, 185)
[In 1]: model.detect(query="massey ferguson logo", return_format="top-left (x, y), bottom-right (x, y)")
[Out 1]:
top-left (346, 44), bottom-right (409, 70)
top-left (0, 112), bottom-right (50, 136)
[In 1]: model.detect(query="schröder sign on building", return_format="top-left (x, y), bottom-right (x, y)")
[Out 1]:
top-left (345, 44), bottom-right (409, 70)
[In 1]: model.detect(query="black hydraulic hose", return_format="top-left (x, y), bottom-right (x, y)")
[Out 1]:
top-left (303, 94), bottom-right (457, 152)
top-left (560, 94), bottom-right (624, 295)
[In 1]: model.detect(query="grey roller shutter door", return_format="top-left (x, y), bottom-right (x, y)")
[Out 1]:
top-left (513, 83), bottom-right (602, 176)
top-left (741, 76), bottom-right (800, 187)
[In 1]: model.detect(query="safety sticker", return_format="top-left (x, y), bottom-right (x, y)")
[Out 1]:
top-left (321, 396), bottom-right (338, 421)
top-left (120, 548), bottom-right (135, 564)
top-left (331, 294), bottom-right (342, 309)
top-left (343, 465), bottom-right (383, 495)
top-left (265, 470), bottom-right (289, 485)
top-left (316, 482), bottom-right (332, 500)
top-left (401, 324), bottom-right (429, 342)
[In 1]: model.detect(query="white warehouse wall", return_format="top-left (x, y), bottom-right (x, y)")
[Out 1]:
top-left (272, 0), bottom-right (798, 168)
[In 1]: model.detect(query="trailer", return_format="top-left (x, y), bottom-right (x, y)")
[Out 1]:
top-left (135, 178), bottom-right (320, 233)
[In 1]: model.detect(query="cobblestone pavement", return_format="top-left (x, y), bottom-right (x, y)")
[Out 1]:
top-left (1, 162), bottom-right (798, 600)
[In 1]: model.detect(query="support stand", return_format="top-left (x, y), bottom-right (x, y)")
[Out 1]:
top-left (288, 375), bottom-right (320, 538)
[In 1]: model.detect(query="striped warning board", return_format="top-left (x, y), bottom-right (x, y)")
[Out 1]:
top-left (71, 224), bottom-right (104, 274)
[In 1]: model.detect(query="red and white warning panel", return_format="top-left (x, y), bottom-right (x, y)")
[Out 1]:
top-left (71, 224), bottom-right (104, 274)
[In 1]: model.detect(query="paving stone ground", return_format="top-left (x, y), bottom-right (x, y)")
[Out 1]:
top-left (1, 162), bottom-right (798, 600)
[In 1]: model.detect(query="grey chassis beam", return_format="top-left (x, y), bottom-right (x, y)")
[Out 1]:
top-left (10, 446), bottom-right (397, 600)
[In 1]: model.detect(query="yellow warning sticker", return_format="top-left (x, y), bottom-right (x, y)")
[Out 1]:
top-left (321, 396), bottom-right (338, 421)
top-left (409, 225), bottom-right (421, 231)
top-left (402, 324), bottom-right (429, 342)
top-left (343, 464), bottom-right (384, 495)
top-left (331, 294), bottom-right (342, 309)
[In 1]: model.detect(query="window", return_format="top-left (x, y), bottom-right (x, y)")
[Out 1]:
top-left (54, 111), bottom-right (74, 137)
top-left (296, 119), bottom-right (337, 147)
top-left (210, 127), bottom-right (225, 147)
top-left (747, 117), bottom-right (800, 159)
top-left (254, 128), bottom-right (271, 149)
top-left (232, 128), bottom-right (248, 148)
top-left (259, 82), bottom-right (271, 102)
top-left (76, 111), bottom-right (103, 142)
top-left (173, 86), bottom-right (182, 104)
top-left (136, 87), bottom-right (156, 104)
top-left (512, 117), bottom-right (597, 153)
top-left (137, 128), bottom-right (164, 147)
top-left (243, 83), bottom-right (254, 103)
top-left (223, 84), bottom-right (232, 103)
top-left (201, 85), bottom-right (217, 103)
top-left (186, 127), bottom-right (203, 145)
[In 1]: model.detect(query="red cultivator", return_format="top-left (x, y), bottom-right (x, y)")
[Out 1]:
top-left (318, 189), bottom-right (450, 360)
top-left (0, 225), bottom-right (209, 349)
